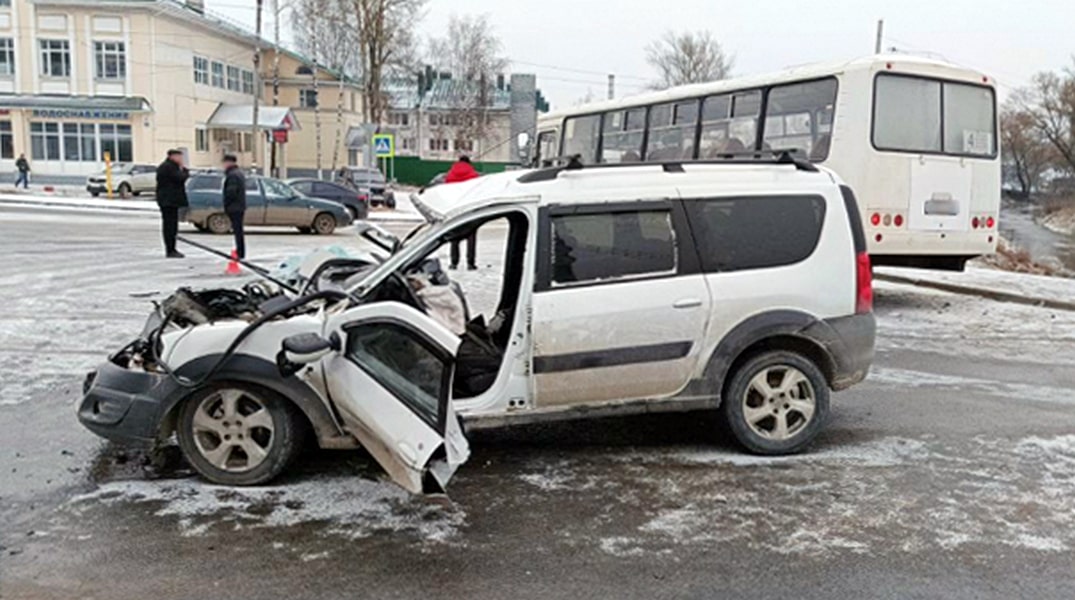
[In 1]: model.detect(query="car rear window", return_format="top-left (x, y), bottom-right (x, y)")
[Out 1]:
top-left (685, 195), bottom-right (826, 272)
top-left (549, 209), bottom-right (676, 285)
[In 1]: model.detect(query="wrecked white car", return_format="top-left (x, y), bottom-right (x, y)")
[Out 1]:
top-left (78, 156), bottom-right (876, 493)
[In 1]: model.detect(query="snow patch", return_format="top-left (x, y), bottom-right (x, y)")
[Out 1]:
top-left (69, 476), bottom-right (466, 543)
top-left (656, 436), bottom-right (930, 468)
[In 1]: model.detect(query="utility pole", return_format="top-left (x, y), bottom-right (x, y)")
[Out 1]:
top-left (252, 0), bottom-right (264, 174)
top-left (875, 19), bottom-right (884, 54)
top-left (270, 0), bottom-right (281, 177)
top-left (607, 74), bottom-right (615, 100)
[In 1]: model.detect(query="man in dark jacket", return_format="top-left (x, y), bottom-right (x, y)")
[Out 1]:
top-left (15, 153), bottom-right (30, 189)
top-left (222, 154), bottom-right (247, 259)
top-left (156, 149), bottom-right (189, 258)
top-left (445, 156), bottom-right (481, 270)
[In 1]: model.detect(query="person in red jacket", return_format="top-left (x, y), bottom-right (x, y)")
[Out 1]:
top-left (445, 156), bottom-right (480, 269)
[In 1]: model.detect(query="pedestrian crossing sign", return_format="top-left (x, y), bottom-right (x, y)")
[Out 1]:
top-left (372, 134), bottom-right (394, 157)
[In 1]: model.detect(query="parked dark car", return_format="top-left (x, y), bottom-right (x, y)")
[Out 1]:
top-left (286, 178), bottom-right (369, 221)
top-left (185, 173), bottom-right (352, 235)
top-left (339, 167), bottom-right (396, 209)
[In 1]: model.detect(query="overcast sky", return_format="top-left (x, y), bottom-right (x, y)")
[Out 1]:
top-left (209, 0), bottom-right (1073, 109)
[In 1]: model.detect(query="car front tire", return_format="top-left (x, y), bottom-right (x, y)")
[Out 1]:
top-left (721, 350), bottom-right (829, 455)
top-left (176, 382), bottom-right (304, 486)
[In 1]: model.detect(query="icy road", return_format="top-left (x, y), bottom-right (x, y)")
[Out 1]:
top-left (2, 206), bottom-right (1075, 599)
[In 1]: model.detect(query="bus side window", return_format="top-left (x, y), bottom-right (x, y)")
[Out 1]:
top-left (699, 91), bottom-right (760, 158)
top-left (562, 114), bottom-right (601, 164)
top-left (600, 108), bottom-right (645, 163)
top-left (762, 78), bottom-right (838, 161)
top-left (536, 130), bottom-right (558, 167)
top-left (645, 100), bottom-right (698, 161)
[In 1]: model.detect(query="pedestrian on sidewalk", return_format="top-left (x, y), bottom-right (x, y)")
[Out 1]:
top-left (15, 153), bottom-right (30, 189)
top-left (445, 155), bottom-right (481, 270)
top-left (222, 154), bottom-right (247, 259)
top-left (156, 149), bottom-right (189, 258)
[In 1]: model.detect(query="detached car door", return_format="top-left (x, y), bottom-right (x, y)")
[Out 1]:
top-left (323, 303), bottom-right (470, 493)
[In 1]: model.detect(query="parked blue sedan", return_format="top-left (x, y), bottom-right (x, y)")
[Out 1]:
top-left (184, 173), bottom-right (352, 235)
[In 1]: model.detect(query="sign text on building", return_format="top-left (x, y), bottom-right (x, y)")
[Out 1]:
top-left (31, 109), bottom-right (132, 120)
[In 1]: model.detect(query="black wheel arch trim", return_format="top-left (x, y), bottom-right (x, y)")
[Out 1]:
top-left (696, 310), bottom-right (842, 404)
top-left (160, 353), bottom-right (346, 445)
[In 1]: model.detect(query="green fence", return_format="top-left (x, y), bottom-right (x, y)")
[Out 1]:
top-left (385, 156), bottom-right (512, 186)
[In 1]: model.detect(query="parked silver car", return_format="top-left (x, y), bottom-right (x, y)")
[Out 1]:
top-left (86, 163), bottom-right (157, 197)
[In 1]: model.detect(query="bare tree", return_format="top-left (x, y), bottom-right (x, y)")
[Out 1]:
top-left (1000, 99), bottom-right (1057, 197)
top-left (427, 14), bottom-right (508, 155)
top-left (1020, 66), bottom-right (1075, 174)
top-left (645, 30), bottom-right (733, 89)
top-left (348, 0), bottom-right (426, 125)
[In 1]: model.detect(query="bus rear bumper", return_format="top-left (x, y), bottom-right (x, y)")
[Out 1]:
top-left (866, 228), bottom-right (996, 269)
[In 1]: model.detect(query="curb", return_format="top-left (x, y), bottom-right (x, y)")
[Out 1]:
top-left (875, 272), bottom-right (1075, 312)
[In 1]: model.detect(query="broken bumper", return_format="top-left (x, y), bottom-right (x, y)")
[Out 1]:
top-left (77, 360), bottom-right (177, 446)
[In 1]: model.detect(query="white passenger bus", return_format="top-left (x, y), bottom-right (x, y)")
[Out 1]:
top-left (532, 55), bottom-right (999, 270)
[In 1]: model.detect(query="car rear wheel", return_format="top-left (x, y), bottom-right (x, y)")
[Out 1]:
top-left (207, 213), bottom-right (231, 234)
top-left (176, 383), bottom-right (304, 486)
top-left (90, 191), bottom-right (100, 198)
top-left (345, 205), bottom-right (358, 221)
top-left (721, 350), bottom-right (829, 455)
top-left (117, 182), bottom-right (132, 198)
top-left (312, 212), bottom-right (336, 235)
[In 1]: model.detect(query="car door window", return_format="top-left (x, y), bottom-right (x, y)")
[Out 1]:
top-left (245, 177), bottom-right (260, 193)
top-left (345, 322), bottom-right (449, 429)
top-left (549, 209), bottom-right (677, 285)
top-left (313, 182), bottom-right (340, 198)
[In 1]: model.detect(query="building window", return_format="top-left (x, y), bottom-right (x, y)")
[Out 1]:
top-left (30, 122), bottom-right (61, 160)
top-left (211, 61), bottom-right (224, 87)
top-left (0, 121), bottom-right (13, 159)
top-left (94, 41), bottom-right (126, 80)
top-left (0, 38), bottom-right (14, 77)
top-left (454, 139), bottom-right (474, 152)
top-left (99, 123), bottom-right (133, 162)
top-left (389, 112), bottom-right (409, 126)
top-left (429, 138), bottom-right (449, 152)
top-left (195, 128), bottom-right (209, 152)
top-left (193, 56), bottom-right (209, 85)
top-left (400, 137), bottom-right (413, 150)
top-left (38, 39), bottom-right (71, 78)
top-left (226, 65), bottom-right (241, 92)
top-left (300, 89), bottom-right (318, 108)
top-left (80, 123), bottom-right (97, 161)
top-left (0, 1), bottom-right (11, 7)
top-left (241, 69), bottom-right (255, 95)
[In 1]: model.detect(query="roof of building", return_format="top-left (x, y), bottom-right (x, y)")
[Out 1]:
top-left (385, 79), bottom-right (512, 112)
top-left (0, 94), bottom-right (152, 112)
top-left (206, 104), bottom-right (302, 131)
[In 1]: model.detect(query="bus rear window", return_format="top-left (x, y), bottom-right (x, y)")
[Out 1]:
top-left (873, 74), bottom-right (995, 157)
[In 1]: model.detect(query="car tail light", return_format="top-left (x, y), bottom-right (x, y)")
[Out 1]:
top-left (971, 217), bottom-right (980, 229)
top-left (856, 252), bottom-right (873, 314)
top-left (986, 216), bottom-right (995, 228)
top-left (870, 213), bottom-right (881, 226)
top-left (893, 214), bottom-right (903, 227)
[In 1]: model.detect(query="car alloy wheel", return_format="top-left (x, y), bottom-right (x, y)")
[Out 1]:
top-left (190, 388), bottom-right (275, 473)
top-left (312, 212), bottom-right (336, 235)
top-left (721, 350), bottom-right (829, 455)
top-left (177, 383), bottom-right (304, 486)
top-left (207, 213), bottom-right (231, 234)
top-left (741, 365), bottom-right (815, 441)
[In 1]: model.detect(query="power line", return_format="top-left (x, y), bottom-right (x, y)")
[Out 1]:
top-left (509, 59), bottom-right (651, 82)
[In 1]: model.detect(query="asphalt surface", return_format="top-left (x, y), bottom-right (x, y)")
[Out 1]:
top-left (2, 206), bottom-right (1075, 599)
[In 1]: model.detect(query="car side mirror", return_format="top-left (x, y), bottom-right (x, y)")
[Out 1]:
top-left (277, 332), bottom-right (339, 376)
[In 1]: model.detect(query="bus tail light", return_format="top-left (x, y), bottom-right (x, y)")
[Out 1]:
top-left (972, 217), bottom-right (980, 229)
top-left (986, 216), bottom-right (995, 228)
top-left (856, 252), bottom-right (873, 314)
top-left (870, 213), bottom-right (881, 226)
top-left (893, 214), bottom-right (904, 227)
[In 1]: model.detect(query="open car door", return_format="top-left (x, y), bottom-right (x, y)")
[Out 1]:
top-left (322, 302), bottom-right (469, 493)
